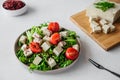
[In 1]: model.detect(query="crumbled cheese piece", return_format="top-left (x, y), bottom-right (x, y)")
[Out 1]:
top-left (72, 44), bottom-right (79, 51)
top-left (60, 31), bottom-right (68, 37)
top-left (102, 25), bottom-right (110, 34)
top-left (23, 48), bottom-right (33, 57)
top-left (32, 32), bottom-right (41, 38)
top-left (57, 41), bottom-right (66, 47)
top-left (41, 41), bottom-right (51, 51)
top-left (19, 35), bottom-right (27, 44)
top-left (33, 55), bottom-right (42, 65)
top-left (47, 57), bottom-right (56, 68)
top-left (33, 38), bottom-right (43, 45)
top-left (53, 45), bottom-right (63, 56)
top-left (43, 35), bottom-right (50, 41)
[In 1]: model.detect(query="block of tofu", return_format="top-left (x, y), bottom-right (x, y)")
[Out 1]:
top-left (41, 27), bottom-right (51, 36)
top-left (47, 57), bottom-right (56, 68)
top-left (53, 45), bottom-right (63, 56)
top-left (21, 44), bottom-right (27, 51)
top-left (33, 38), bottom-right (43, 45)
top-left (23, 48), bottom-right (33, 57)
top-left (72, 44), bottom-right (79, 51)
top-left (32, 32), bottom-right (41, 38)
top-left (86, 1), bottom-right (120, 23)
top-left (102, 25), bottom-right (110, 34)
top-left (41, 41), bottom-right (51, 51)
top-left (60, 31), bottom-right (68, 37)
top-left (33, 55), bottom-right (42, 65)
top-left (19, 35), bottom-right (27, 44)
top-left (57, 41), bottom-right (66, 47)
top-left (43, 35), bottom-right (50, 41)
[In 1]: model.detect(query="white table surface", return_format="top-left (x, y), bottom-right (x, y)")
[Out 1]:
top-left (0, 0), bottom-right (120, 80)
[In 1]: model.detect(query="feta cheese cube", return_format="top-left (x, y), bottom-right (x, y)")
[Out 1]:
top-left (19, 35), bottom-right (27, 44)
top-left (41, 27), bottom-right (52, 36)
top-left (33, 38), bottom-right (43, 45)
top-left (100, 19), bottom-right (108, 26)
top-left (41, 41), bottom-right (51, 51)
top-left (47, 57), bottom-right (56, 68)
top-left (53, 45), bottom-right (63, 56)
top-left (21, 44), bottom-right (27, 51)
top-left (32, 32), bottom-right (41, 38)
top-left (102, 25), bottom-right (110, 34)
top-left (23, 48), bottom-right (33, 57)
top-left (33, 55), bottom-right (42, 65)
top-left (60, 31), bottom-right (68, 37)
top-left (58, 41), bottom-right (66, 47)
top-left (72, 44), bottom-right (79, 51)
top-left (43, 35), bottom-right (50, 41)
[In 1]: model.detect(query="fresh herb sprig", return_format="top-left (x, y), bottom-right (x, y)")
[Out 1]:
top-left (94, 0), bottom-right (115, 12)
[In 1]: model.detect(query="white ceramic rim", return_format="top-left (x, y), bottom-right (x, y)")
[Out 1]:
top-left (1, 1), bottom-right (27, 16)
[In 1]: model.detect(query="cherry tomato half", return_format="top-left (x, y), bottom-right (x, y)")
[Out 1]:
top-left (65, 47), bottom-right (79, 60)
top-left (50, 33), bottom-right (61, 45)
top-left (29, 42), bottom-right (42, 53)
top-left (48, 22), bottom-right (60, 33)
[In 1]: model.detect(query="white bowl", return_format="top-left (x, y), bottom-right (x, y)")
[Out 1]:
top-left (2, 2), bottom-right (27, 16)
top-left (14, 28), bottom-right (81, 73)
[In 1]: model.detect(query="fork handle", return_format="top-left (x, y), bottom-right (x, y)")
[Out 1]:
top-left (104, 68), bottom-right (120, 78)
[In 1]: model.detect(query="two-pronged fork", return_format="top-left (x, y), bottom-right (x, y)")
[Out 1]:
top-left (88, 58), bottom-right (120, 78)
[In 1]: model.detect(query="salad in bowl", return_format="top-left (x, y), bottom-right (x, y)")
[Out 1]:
top-left (14, 22), bottom-right (81, 73)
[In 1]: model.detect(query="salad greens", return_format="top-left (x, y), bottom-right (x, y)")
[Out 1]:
top-left (16, 22), bottom-right (79, 71)
top-left (94, 0), bottom-right (115, 12)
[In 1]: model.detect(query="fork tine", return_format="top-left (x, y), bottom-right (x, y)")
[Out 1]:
top-left (88, 58), bottom-right (100, 68)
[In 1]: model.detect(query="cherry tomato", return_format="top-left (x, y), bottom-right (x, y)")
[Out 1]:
top-left (50, 33), bottom-right (61, 45)
top-left (48, 22), bottom-right (60, 32)
top-left (65, 47), bottom-right (79, 60)
top-left (29, 42), bottom-right (42, 53)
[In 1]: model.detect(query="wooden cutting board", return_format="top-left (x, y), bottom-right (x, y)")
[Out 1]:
top-left (70, 0), bottom-right (120, 51)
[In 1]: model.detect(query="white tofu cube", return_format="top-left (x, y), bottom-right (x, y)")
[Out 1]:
top-left (100, 19), bottom-right (108, 26)
top-left (58, 41), bottom-right (66, 47)
top-left (19, 35), bottom-right (27, 44)
top-left (32, 32), bottom-right (41, 38)
top-left (102, 25), bottom-right (110, 34)
top-left (108, 23), bottom-right (115, 32)
top-left (90, 20), bottom-right (99, 28)
top-left (21, 44), bottom-right (27, 51)
top-left (92, 26), bottom-right (102, 33)
top-left (60, 31), bottom-right (68, 37)
top-left (41, 27), bottom-right (51, 36)
top-left (41, 41), bottom-right (51, 51)
top-left (72, 44), bottom-right (79, 51)
top-left (23, 48), bottom-right (33, 57)
top-left (47, 57), bottom-right (56, 68)
top-left (33, 38), bottom-right (43, 45)
top-left (43, 35), bottom-right (50, 41)
top-left (53, 45), bottom-right (63, 56)
top-left (33, 55), bottom-right (42, 65)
